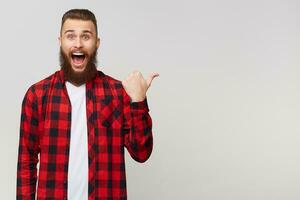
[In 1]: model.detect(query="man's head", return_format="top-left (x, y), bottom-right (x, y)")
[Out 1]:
top-left (59, 9), bottom-right (100, 86)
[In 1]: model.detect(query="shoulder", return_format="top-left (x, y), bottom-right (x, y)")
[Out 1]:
top-left (23, 71), bottom-right (60, 101)
top-left (95, 71), bottom-right (126, 100)
top-left (97, 71), bottom-right (123, 89)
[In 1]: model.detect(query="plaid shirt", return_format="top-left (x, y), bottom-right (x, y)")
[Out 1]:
top-left (17, 70), bottom-right (153, 200)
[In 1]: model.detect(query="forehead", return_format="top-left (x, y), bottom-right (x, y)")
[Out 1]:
top-left (61, 19), bottom-right (96, 34)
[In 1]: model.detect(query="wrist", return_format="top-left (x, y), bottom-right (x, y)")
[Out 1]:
top-left (130, 95), bottom-right (146, 102)
top-left (131, 98), bottom-right (145, 102)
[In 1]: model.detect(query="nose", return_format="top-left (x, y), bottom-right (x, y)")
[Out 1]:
top-left (75, 36), bottom-right (82, 48)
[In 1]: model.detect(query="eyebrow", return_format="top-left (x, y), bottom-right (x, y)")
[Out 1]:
top-left (63, 30), bottom-right (74, 35)
top-left (82, 30), bottom-right (93, 35)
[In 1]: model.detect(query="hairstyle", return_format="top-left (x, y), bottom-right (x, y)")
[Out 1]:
top-left (61, 9), bottom-right (98, 36)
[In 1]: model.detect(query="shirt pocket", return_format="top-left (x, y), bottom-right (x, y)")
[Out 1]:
top-left (98, 96), bottom-right (123, 130)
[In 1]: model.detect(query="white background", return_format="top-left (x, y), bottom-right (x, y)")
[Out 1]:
top-left (1, 0), bottom-right (300, 199)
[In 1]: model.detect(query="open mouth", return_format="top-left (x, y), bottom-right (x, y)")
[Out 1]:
top-left (71, 52), bottom-right (86, 66)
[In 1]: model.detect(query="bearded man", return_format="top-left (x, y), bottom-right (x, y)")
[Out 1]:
top-left (16, 9), bottom-right (158, 200)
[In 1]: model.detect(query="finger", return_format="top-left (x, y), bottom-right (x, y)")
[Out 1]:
top-left (146, 72), bottom-right (159, 87)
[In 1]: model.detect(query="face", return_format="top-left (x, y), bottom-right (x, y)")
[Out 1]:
top-left (59, 19), bottom-right (100, 85)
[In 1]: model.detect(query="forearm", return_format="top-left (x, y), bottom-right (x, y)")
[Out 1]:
top-left (123, 96), bottom-right (153, 162)
top-left (17, 150), bottom-right (39, 199)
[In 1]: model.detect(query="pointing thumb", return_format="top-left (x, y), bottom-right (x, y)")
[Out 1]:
top-left (146, 72), bottom-right (159, 88)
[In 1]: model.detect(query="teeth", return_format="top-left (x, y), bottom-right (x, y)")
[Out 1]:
top-left (72, 52), bottom-right (84, 56)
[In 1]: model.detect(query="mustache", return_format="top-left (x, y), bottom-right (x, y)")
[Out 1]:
top-left (59, 48), bottom-right (98, 68)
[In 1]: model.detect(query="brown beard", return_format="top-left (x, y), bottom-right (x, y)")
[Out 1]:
top-left (59, 47), bottom-right (98, 86)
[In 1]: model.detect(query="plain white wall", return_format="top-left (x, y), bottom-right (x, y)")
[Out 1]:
top-left (1, 0), bottom-right (300, 199)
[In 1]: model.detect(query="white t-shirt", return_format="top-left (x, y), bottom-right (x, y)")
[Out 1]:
top-left (65, 81), bottom-right (88, 200)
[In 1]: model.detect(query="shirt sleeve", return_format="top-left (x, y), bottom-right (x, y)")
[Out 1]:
top-left (122, 88), bottom-right (153, 163)
top-left (17, 87), bottom-right (40, 199)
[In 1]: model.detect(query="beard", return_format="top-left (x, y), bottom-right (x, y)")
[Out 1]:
top-left (59, 47), bottom-right (98, 86)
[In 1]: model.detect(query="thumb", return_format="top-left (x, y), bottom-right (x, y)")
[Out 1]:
top-left (146, 72), bottom-right (159, 88)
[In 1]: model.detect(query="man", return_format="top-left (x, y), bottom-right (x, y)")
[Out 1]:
top-left (17, 9), bottom-right (158, 199)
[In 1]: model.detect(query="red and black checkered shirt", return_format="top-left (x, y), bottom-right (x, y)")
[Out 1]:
top-left (17, 70), bottom-right (153, 199)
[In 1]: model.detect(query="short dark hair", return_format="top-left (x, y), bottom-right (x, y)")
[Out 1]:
top-left (61, 9), bottom-right (98, 36)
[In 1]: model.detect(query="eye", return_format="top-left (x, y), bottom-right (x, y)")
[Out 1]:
top-left (66, 34), bottom-right (75, 40)
top-left (82, 34), bottom-right (90, 40)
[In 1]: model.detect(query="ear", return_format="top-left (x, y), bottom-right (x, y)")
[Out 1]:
top-left (58, 36), bottom-right (62, 46)
top-left (96, 37), bottom-right (100, 48)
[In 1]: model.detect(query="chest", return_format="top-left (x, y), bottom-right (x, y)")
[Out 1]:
top-left (37, 83), bottom-right (124, 153)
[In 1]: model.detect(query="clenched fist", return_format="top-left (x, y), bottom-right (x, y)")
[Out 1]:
top-left (122, 71), bottom-right (159, 102)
